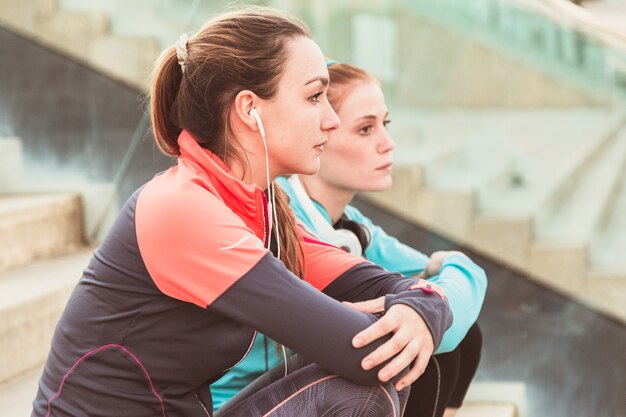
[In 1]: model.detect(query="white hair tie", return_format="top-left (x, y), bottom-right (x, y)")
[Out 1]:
top-left (175, 33), bottom-right (189, 73)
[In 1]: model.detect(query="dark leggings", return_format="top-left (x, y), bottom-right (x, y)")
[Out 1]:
top-left (404, 323), bottom-right (483, 417)
top-left (215, 354), bottom-right (410, 417)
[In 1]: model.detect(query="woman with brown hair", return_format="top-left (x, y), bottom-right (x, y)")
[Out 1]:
top-left (31, 7), bottom-right (451, 417)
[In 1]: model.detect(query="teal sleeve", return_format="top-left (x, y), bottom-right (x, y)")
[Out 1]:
top-left (279, 179), bottom-right (487, 354)
top-left (344, 205), bottom-right (429, 275)
top-left (345, 206), bottom-right (487, 354)
top-left (429, 254), bottom-right (487, 354)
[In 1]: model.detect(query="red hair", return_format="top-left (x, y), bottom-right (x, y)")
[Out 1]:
top-left (327, 63), bottom-right (379, 112)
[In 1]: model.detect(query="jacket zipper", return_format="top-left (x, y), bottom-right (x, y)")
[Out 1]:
top-left (195, 392), bottom-right (210, 416)
top-left (260, 190), bottom-right (269, 248)
top-left (225, 331), bottom-right (258, 372)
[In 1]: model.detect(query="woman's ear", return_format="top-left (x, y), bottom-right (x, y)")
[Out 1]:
top-left (234, 90), bottom-right (262, 132)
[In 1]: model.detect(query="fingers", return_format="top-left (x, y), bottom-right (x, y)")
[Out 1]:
top-left (353, 304), bottom-right (436, 387)
top-left (372, 331), bottom-right (422, 382)
top-left (352, 314), bottom-right (393, 350)
top-left (394, 341), bottom-right (433, 390)
top-left (354, 305), bottom-right (426, 368)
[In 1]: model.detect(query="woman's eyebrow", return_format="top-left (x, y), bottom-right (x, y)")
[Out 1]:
top-left (354, 112), bottom-right (388, 122)
top-left (304, 76), bottom-right (329, 86)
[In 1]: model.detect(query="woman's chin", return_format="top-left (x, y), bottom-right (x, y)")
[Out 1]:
top-left (360, 178), bottom-right (393, 192)
top-left (297, 160), bottom-right (321, 176)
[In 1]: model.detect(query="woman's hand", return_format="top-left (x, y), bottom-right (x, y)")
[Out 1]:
top-left (422, 250), bottom-right (469, 278)
top-left (343, 298), bottom-right (434, 391)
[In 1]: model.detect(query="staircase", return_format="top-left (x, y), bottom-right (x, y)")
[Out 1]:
top-left (0, 136), bottom-right (97, 408)
top-left (364, 106), bottom-right (626, 322)
top-left (0, 0), bottom-right (250, 91)
top-left (0, 0), bottom-right (160, 89)
top-left (0, 138), bottom-right (92, 412)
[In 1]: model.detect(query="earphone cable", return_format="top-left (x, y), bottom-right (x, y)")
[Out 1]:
top-left (259, 127), bottom-right (273, 251)
top-left (271, 182), bottom-right (281, 260)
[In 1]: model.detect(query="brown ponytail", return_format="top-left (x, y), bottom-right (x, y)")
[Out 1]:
top-left (149, 7), bottom-right (311, 278)
top-left (273, 186), bottom-right (305, 278)
top-left (150, 46), bottom-right (184, 156)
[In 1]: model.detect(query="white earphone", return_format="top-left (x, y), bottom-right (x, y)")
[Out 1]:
top-left (249, 108), bottom-right (266, 138)
top-left (249, 107), bottom-right (281, 261)
top-left (287, 175), bottom-right (366, 256)
top-left (250, 107), bottom-right (291, 378)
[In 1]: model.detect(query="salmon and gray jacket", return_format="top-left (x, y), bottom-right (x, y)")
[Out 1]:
top-left (32, 130), bottom-right (452, 417)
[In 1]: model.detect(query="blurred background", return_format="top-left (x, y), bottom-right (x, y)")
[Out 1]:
top-left (0, 0), bottom-right (625, 416)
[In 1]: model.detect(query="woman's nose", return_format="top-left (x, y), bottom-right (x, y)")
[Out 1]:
top-left (378, 129), bottom-right (396, 153)
top-left (322, 102), bottom-right (340, 132)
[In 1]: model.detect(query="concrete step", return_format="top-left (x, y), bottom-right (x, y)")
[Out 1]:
top-left (0, 0), bottom-right (56, 33)
top-left (0, 249), bottom-right (93, 385)
top-left (59, 0), bottom-right (193, 48)
top-left (472, 108), bottom-right (625, 270)
top-left (582, 269), bottom-right (626, 322)
top-left (58, 0), bottom-right (234, 48)
top-left (13, 182), bottom-right (117, 244)
top-left (4, 148), bottom-right (119, 243)
top-left (457, 403), bottom-right (516, 417)
top-left (386, 109), bottom-right (624, 209)
top-left (0, 366), bottom-right (40, 417)
top-left (0, 137), bottom-right (22, 191)
top-left (590, 157), bottom-right (626, 269)
top-left (0, 193), bottom-right (84, 272)
top-left (365, 109), bottom-right (490, 242)
top-left (428, 144), bottom-right (511, 192)
top-left (528, 128), bottom-right (626, 290)
top-left (479, 108), bottom-right (625, 216)
top-left (583, 154), bottom-right (626, 321)
top-left (534, 129), bottom-right (626, 242)
top-left (89, 34), bottom-right (160, 89)
top-left (0, 1), bottom-right (159, 90)
top-left (37, 10), bottom-right (110, 57)
top-left (464, 381), bottom-right (526, 417)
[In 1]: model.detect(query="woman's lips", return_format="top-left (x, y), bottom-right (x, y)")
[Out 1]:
top-left (314, 140), bottom-right (327, 152)
top-left (376, 162), bottom-right (393, 170)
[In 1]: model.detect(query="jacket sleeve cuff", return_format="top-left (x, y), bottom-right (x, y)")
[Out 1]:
top-left (384, 288), bottom-right (453, 350)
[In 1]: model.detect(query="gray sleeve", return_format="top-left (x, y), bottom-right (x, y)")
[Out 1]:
top-left (210, 253), bottom-right (395, 386)
top-left (323, 263), bottom-right (453, 349)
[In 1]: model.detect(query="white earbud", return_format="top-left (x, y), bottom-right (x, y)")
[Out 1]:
top-left (249, 108), bottom-right (266, 139)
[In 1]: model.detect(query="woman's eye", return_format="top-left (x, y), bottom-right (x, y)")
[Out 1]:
top-left (310, 92), bottom-right (322, 103)
top-left (383, 119), bottom-right (391, 129)
top-left (359, 125), bottom-right (373, 135)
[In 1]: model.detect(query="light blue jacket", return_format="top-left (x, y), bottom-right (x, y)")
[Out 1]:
top-left (211, 177), bottom-right (487, 411)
